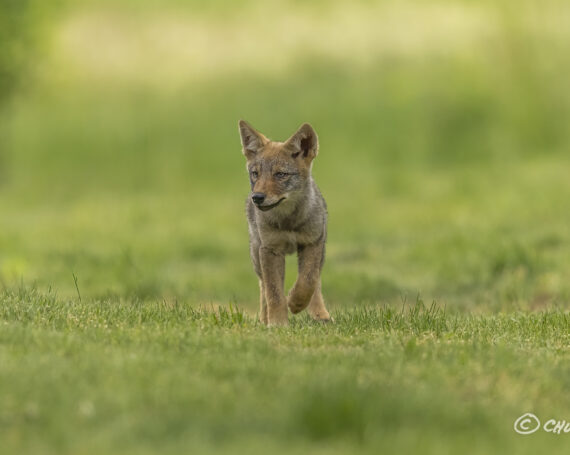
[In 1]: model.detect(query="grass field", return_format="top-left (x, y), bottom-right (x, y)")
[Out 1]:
top-left (1, 0), bottom-right (570, 453)
top-left (1, 289), bottom-right (569, 454)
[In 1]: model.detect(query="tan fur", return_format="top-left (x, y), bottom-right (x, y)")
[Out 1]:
top-left (239, 120), bottom-right (331, 326)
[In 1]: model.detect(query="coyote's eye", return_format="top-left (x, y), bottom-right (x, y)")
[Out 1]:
top-left (250, 171), bottom-right (258, 179)
top-left (274, 172), bottom-right (288, 178)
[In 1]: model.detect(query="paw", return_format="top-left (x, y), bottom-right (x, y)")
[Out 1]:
top-left (287, 296), bottom-right (310, 314)
top-left (267, 305), bottom-right (289, 326)
top-left (259, 307), bottom-right (268, 325)
top-left (268, 320), bottom-right (289, 327)
top-left (309, 310), bottom-right (334, 323)
top-left (288, 301), bottom-right (304, 314)
top-left (267, 316), bottom-right (289, 327)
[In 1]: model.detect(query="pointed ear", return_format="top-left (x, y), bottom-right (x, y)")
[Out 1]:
top-left (238, 120), bottom-right (268, 159)
top-left (285, 123), bottom-right (319, 162)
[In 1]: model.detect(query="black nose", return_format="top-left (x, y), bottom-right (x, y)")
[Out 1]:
top-left (251, 192), bottom-right (266, 205)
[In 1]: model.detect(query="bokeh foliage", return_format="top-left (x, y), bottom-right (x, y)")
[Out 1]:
top-left (0, 0), bottom-right (56, 105)
top-left (2, 0), bottom-right (569, 310)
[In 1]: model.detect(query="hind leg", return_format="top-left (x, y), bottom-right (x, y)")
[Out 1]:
top-left (250, 242), bottom-right (268, 325)
top-left (307, 278), bottom-right (332, 322)
top-left (258, 279), bottom-right (268, 325)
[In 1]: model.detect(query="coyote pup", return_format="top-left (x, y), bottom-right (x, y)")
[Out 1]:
top-left (238, 120), bottom-right (331, 326)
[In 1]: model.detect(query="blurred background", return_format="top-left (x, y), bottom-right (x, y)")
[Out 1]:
top-left (1, 0), bottom-right (569, 311)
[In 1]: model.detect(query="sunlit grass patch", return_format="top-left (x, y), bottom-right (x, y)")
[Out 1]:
top-left (0, 289), bottom-right (568, 454)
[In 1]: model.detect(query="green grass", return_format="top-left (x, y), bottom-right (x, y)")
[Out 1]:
top-left (1, 0), bottom-right (570, 453)
top-left (1, 289), bottom-right (569, 454)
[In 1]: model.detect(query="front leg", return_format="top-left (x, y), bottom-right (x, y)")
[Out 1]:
top-left (259, 247), bottom-right (288, 326)
top-left (288, 242), bottom-right (323, 314)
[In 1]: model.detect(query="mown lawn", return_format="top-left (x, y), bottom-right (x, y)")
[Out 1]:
top-left (1, 0), bottom-right (570, 453)
top-left (1, 289), bottom-right (569, 454)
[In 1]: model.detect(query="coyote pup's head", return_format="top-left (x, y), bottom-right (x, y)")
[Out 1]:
top-left (238, 120), bottom-right (319, 212)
